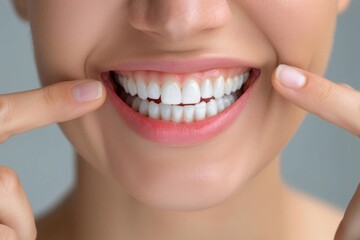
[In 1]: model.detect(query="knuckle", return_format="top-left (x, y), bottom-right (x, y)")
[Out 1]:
top-left (0, 167), bottom-right (21, 195)
top-left (317, 83), bottom-right (334, 103)
top-left (42, 85), bottom-right (57, 108)
top-left (0, 225), bottom-right (17, 240)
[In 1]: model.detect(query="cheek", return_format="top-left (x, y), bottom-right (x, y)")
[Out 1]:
top-left (241, 0), bottom-right (338, 73)
top-left (28, 0), bottom-right (125, 85)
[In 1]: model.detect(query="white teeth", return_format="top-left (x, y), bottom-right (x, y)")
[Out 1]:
top-left (148, 101), bottom-right (160, 119)
top-left (224, 77), bottom-right (233, 95)
top-left (229, 94), bottom-right (235, 105)
top-left (139, 100), bottom-right (148, 116)
top-left (131, 97), bottom-right (141, 111)
top-left (223, 96), bottom-right (231, 108)
top-left (183, 106), bottom-right (195, 123)
top-left (123, 94), bottom-right (239, 123)
top-left (159, 103), bottom-right (172, 121)
top-left (236, 74), bottom-right (244, 90)
top-left (216, 98), bottom-right (225, 113)
top-left (135, 73), bottom-right (148, 100)
top-left (123, 78), bottom-right (130, 93)
top-left (243, 71), bottom-right (250, 82)
top-left (115, 70), bottom-right (250, 122)
top-left (213, 76), bottom-right (225, 99)
top-left (231, 76), bottom-right (238, 92)
top-left (194, 101), bottom-right (207, 121)
top-left (182, 79), bottom-right (201, 104)
top-left (117, 74), bottom-right (125, 87)
top-left (200, 79), bottom-right (213, 99)
top-left (206, 99), bottom-right (218, 117)
top-left (161, 80), bottom-right (182, 105)
top-left (127, 77), bottom-right (137, 96)
top-left (116, 70), bottom-right (250, 101)
top-left (147, 81), bottom-right (161, 99)
top-left (171, 106), bottom-right (183, 123)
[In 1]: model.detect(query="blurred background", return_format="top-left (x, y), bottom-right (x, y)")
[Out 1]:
top-left (0, 1), bottom-right (359, 217)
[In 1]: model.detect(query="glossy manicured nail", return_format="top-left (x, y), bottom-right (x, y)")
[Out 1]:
top-left (72, 81), bottom-right (103, 102)
top-left (276, 64), bottom-right (306, 89)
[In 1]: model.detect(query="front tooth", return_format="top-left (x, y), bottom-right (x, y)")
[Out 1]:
top-left (135, 73), bottom-right (148, 100)
top-left (182, 79), bottom-right (201, 104)
top-left (236, 74), bottom-right (244, 90)
top-left (224, 77), bottom-right (233, 95)
top-left (161, 79), bottom-right (182, 105)
top-left (216, 98), bottom-right (225, 113)
top-left (200, 79), bottom-right (213, 98)
top-left (183, 106), bottom-right (195, 123)
top-left (194, 101), bottom-right (206, 121)
top-left (213, 76), bottom-right (225, 99)
top-left (139, 100), bottom-right (148, 116)
top-left (147, 81), bottom-right (161, 99)
top-left (148, 101), bottom-right (160, 119)
top-left (159, 103), bottom-right (171, 121)
top-left (206, 99), bottom-right (218, 117)
top-left (243, 71), bottom-right (250, 82)
top-left (171, 106), bottom-right (183, 123)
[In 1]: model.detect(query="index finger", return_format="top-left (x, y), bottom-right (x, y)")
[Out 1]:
top-left (272, 64), bottom-right (360, 137)
top-left (0, 80), bottom-right (105, 143)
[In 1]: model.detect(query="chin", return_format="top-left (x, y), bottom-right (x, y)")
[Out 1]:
top-left (116, 169), bottom-right (240, 211)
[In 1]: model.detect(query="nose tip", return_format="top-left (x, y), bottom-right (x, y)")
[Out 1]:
top-left (128, 0), bottom-right (230, 42)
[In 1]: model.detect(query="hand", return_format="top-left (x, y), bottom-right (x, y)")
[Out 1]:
top-left (0, 79), bottom-right (105, 240)
top-left (272, 64), bottom-right (360, 239)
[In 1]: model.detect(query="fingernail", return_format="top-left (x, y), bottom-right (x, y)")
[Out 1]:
top-left (72, 81), bottom-right (103, 102)
top-left (276, 64), bottom-right (306, 89)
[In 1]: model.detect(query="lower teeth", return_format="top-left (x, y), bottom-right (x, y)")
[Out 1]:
top-left (115, 85), bottom-right (243, 123)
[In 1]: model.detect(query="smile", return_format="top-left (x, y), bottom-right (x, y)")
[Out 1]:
top-left (111, 68), bottom-right (250, 123)
top-left (101, 59), bottom-right (260, 145)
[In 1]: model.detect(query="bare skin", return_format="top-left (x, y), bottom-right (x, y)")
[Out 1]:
top-left (34, 154), bottom-right (344, 240)
top-left (1, 0), bottom-right (359, 239)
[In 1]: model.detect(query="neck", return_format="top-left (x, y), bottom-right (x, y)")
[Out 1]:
top-left (71, 154), bottom-right (289, 240)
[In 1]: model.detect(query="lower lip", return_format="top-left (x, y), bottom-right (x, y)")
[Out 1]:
top-left (101, 70), bottom-right (260, 146)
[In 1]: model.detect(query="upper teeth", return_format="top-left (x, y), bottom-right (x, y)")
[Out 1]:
top-left (115, 70), bottom-right (250, 105)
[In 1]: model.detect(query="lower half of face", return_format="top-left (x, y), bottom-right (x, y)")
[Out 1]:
top-left (28, 0), bottom-right (339, 210)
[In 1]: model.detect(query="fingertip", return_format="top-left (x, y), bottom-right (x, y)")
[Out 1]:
top-left (72, 81), bottom-right (104, 103)
top-left (274, 64), bottom-right (307, 89)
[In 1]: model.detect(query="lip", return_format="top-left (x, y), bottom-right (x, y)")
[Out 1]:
top-left (103, 57), bottom-right (259, 74)
top-left (100, 58), bottom-right (261, 146)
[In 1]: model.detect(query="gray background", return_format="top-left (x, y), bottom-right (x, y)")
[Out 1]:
top-left (0, 1), bottom-right (359, 217)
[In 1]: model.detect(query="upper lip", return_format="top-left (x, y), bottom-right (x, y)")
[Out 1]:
top-left (102, 57), bottom-right (258, 74)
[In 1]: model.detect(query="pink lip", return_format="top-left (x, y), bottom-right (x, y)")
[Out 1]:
top-left (100, 58), bottom-right (260, 146)
top-left (103, 57), bottom-right (259, 74)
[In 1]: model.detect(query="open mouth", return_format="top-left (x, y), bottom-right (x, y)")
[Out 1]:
top-left (109, 68), bottom-right (257, 123)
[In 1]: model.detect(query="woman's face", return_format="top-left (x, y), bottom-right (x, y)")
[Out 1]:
top-left (16, 0), bottom-right (347, 210)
